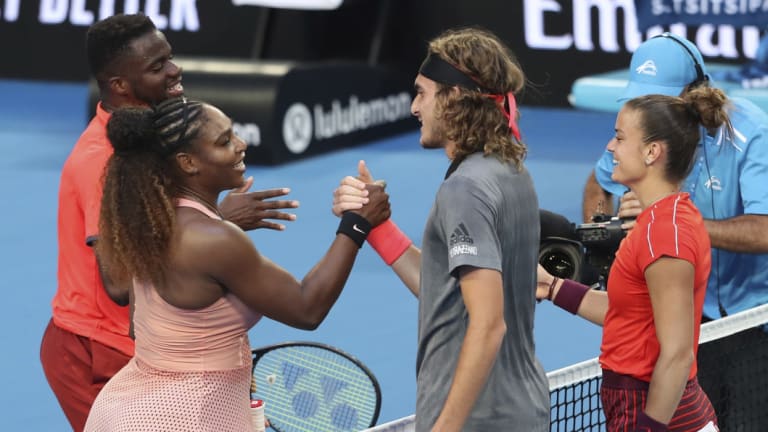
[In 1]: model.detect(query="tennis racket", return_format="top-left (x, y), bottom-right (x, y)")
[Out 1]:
top-left (250, 341), bottom-right (382, 432)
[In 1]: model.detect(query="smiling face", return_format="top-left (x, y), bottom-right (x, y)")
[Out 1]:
top-left (607, 106), bottom-right (649, 188)
top-left (189, 105), bottom-right (248, 192)
top-left (114, 30), bottom-right (184, 106)
top-left (411, 74), bottom-right (447, 149)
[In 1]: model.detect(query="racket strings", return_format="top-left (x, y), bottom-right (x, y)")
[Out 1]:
top-left (251, 345), bottom-right (380, 432)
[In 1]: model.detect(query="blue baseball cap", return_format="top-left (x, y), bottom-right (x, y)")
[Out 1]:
top-left (619, 33), bottom-right (709, 102)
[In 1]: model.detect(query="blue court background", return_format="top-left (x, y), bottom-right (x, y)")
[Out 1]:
top-left (0, 79), bottom-right (615, 429)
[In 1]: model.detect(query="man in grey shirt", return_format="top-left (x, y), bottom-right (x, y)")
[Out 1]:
top-left (333, 27), bottom-right (549, 431)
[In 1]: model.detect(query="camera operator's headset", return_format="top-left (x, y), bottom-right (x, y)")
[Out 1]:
top-left (653, 33), bottom-right (728, 317)
top-left (652, 33), bottom-right (709, 88)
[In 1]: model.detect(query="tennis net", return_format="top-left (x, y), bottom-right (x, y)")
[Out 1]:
top-left (363, 303), bottom-right (768, 432)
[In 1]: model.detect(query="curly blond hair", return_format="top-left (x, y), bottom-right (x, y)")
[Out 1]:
top-left (427, 27), bottom-right (527, 168)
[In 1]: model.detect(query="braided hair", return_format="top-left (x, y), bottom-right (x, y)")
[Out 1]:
top-left (98, 97), bottom-right (205, 285)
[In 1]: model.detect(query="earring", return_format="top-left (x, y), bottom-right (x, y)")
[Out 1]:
top-left (645, 159), bottom-right (652, 166)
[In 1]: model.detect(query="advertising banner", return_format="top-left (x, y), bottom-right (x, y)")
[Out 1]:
top-left (7, 0), bottom-right (766, 164)
top-left (634, 0), bottom-right (768, 32)
top-left (0, 1), bottom-right (262, 80)
top-left (87, 57), bottom-right (415, 165)
top-left (2, 1), bottom-right (762, 104)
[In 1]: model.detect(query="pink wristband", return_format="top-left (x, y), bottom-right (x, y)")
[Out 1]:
top-left (552, 279), bottom-right (590, 315)
top-left (367, 220), bottom-right (412, 265)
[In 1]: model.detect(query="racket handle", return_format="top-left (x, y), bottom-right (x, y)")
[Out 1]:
top-left (250, 399), bottom-right (265, 432)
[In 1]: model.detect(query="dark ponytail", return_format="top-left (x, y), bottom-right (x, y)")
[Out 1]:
top-left (624, 87), bottom-right (731, 184)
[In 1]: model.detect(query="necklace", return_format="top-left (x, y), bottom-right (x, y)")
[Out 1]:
top-left (176, 186), bottom-right (222, 218)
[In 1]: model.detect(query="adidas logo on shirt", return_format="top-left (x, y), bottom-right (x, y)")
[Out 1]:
top-left (449, 223), bottom-right (478, 257)
top-left (449, 223), bottom-right (474, 246)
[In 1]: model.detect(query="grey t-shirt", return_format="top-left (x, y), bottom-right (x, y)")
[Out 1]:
top-left (415, 153), bottom-right (549, 431)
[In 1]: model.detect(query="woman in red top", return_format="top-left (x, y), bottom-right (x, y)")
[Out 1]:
top-left (538, 86), bottom-right (730, 432)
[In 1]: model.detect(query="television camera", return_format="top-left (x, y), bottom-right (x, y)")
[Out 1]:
top-left (538, 210), bottom-right (627, 289)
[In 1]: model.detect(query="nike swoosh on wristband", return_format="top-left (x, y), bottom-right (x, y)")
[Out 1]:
top-left (353, 224), bottom-right (367, 234)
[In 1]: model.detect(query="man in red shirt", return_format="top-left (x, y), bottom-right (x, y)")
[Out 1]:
top-left (39, 14), bottom-right (297, 431)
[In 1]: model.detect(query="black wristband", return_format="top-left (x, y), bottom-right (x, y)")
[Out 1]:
top-left (336, 212), bottom-right (372, 248)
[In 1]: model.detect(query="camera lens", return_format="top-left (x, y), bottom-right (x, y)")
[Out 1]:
top-left (539, 242), bottom-right (582, 282)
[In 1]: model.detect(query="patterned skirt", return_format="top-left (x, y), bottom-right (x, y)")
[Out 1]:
top-left (84, 356), bottom-right (253, 432)
top-left (601, 369), bottom-right (718, 432)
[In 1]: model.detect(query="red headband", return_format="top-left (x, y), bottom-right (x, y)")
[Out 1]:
top-left (484, 93), bottom-right (521, 142)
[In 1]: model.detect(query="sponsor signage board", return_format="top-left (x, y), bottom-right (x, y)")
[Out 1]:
top-left (87, 58), bottom-right (416, 165)
top-left (8, 1), bottom-right (764, 107)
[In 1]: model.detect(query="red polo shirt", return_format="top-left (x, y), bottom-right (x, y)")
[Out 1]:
top-left (52, 103), bottom-right (133, 356)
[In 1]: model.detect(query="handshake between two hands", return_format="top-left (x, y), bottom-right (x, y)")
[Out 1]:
top-left (332, 160), bottom-right (391, 227)
top-left (218, 159), bottom-right (390, 233)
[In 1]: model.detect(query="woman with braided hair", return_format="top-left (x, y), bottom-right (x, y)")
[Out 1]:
top-left (84, 97), bottom-right (390, 431)
top-left (537, 86), bottom-right (729, 432)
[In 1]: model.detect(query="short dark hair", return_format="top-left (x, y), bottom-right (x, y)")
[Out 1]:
top-left (86, 13), bottom-right (157, 80)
